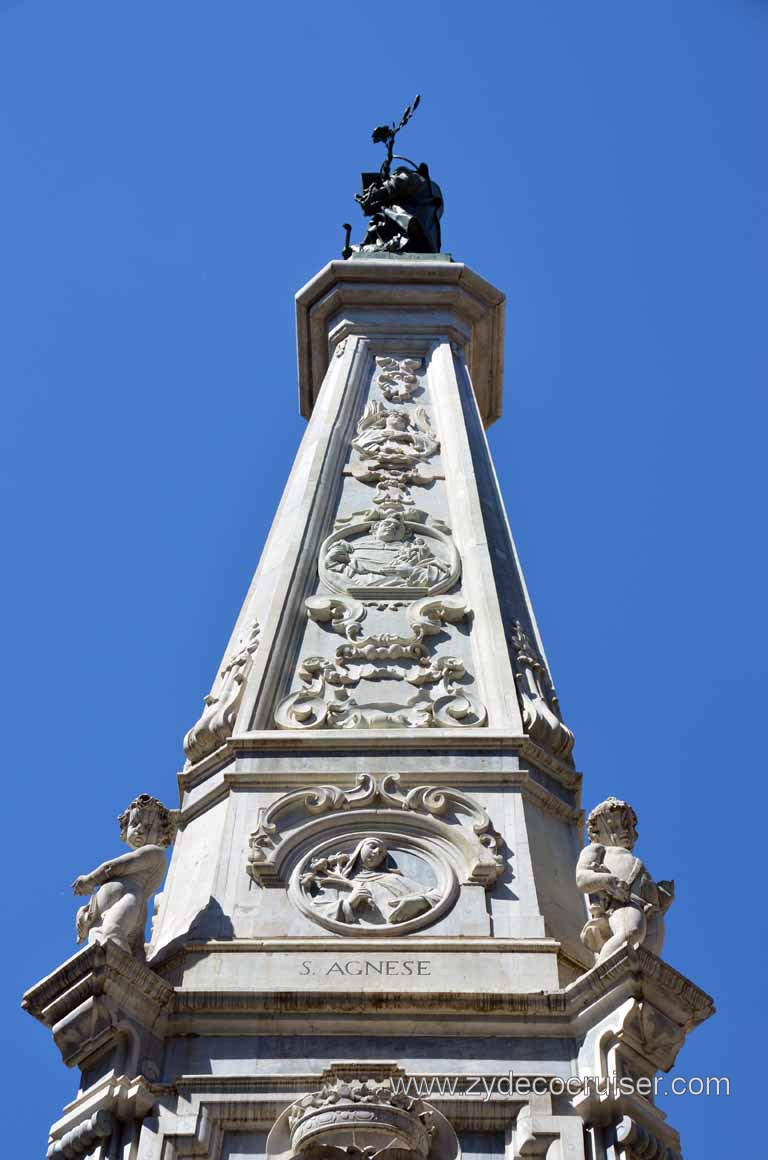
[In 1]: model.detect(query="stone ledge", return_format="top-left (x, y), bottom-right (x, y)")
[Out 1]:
top-left (568, 944), bottom-right (715, 1033)
top-left (177, 731), bottom-right (582, 803)
top-left (22, 943), bottom-right (173, 1068)
top-left (23, 941), bottom-right (713, 1061)
top-left (22, 942), bottom-right (172, 1028)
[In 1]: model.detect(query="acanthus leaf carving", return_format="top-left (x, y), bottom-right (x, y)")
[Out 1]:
top-left (183, 618), bottom-right (260, 764)
top-left (509, 620), bottom-right (574, 760)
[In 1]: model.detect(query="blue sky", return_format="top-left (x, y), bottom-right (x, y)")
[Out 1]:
top-left (1, 1), bottom-right (764, 1154)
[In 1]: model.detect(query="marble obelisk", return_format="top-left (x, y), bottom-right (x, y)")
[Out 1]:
top-left (24, 254), bottom-right (713, 1160)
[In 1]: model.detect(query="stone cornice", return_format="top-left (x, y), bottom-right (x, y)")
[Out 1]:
top-left (567, 945), bottom-right (715, 1032)
top-left (22, 942), bottom-right (173, 1032)
top-left (176, 732), bottom-right (582, 814)
top-left (295, 260), bottom-right (505, 427)
top-left (23, 941), bottom-right (713, 1071)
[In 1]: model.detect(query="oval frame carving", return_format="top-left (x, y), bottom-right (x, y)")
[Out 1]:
top-left (288, 827), bottom-right (459, 937)
top-left (318, 516), bottom-right (460, 600)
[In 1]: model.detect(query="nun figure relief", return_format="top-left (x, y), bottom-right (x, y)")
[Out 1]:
top-left (300, 837), bottom-right (441, 927)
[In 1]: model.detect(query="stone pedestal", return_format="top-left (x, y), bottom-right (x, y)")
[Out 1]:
top-left (24, 258), bottom-right (713, 1160)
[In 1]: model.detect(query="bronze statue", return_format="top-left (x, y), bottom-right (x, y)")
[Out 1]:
top-left (343, 95), bottom-right (443, 257)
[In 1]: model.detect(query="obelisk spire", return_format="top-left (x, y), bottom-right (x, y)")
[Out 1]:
top-left (23, 106), bottom-right (713, 1160)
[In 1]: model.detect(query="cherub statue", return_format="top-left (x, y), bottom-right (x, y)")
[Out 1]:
top-left (576, 797), bottom-right (674, 963)
top-left (72, 793), bottom-right (176, 959)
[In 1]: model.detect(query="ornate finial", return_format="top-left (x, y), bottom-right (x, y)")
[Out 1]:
top-left (342, 95), bottom-right (443, 258)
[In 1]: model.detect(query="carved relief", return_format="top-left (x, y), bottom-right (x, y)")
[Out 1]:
top-left (298, 836), bottom-right (444, 932)
top-left (72, 794), bottom-right (177, 960)
top-left (320, 509), bottom-right (459, 598)
top-left (376, 355), bottom-right (421, 403)
top-left (352, 401), bottom-right (438, 469)
top-left (346, 400), bottom-right (441, 510)
top-left (288, 1077), bottom-right (435, 1160)
top-left (274, 596), bottom-right (486, 730)
top-left (509, 620), bottom-right (574, 760)
top-left (349, 463), bottom-right (440, 512)
top-left (576, 797), bottom-right (674, 963)
top-left (183, 618), bottom-right (260, 764)
top-left (247, 772), bottom-right (504, 894)
top-left (266, 1068), bottom-right (462, 1160)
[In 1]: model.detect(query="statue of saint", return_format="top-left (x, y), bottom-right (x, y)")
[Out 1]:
top-left (72, 793), bottom-right (176, 959)
top-left (301, 837), bottom-right (441, 926)
top-left (576, 797), bottom-right (674, 963)
top-left (343, 95), bottom-right (444, 257)
top-left (354, 165), bottom-right (443, 255)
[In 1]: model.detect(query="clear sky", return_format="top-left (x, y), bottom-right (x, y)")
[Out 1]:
top-left (1, 1), bottom-right (764, 1154)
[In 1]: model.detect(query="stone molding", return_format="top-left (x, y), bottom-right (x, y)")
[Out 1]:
top-left (22, 942), bottom-right (172, 1069)
top-left (176, 732), bottom-right (582, 806)
top-left (512, 1095), bottom-right (586, 1159)
top-left (295, 259), bottom-right (505, 426)
top-left (45, 1075), bottom-right (157, 1160)
top-left (614, 1115), bottom-right (682, 1160)
top-left (137, 942), bottom-right (712, 1030)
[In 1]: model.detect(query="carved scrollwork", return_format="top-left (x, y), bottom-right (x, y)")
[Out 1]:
top-left (274, 596), bottom-right (486, 730)
top-left (348, 461), bottom-right (440, 512)
top-left (376, 355), bottom-right (422, 403)
top-left (509, 620), bottom-right (574, 760)
top-left (247, 772), bottom-right (504, 890)
top-left (183, 619), bottom-right (260, 764)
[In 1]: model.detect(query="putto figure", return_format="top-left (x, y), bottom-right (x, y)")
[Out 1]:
top-left (576, 797), bottom-right (674, 963)
top-left (72, 793), bottom-right (176, 959)
top-left (343, 95), bottom-right (444, 257)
